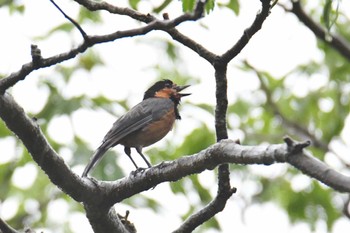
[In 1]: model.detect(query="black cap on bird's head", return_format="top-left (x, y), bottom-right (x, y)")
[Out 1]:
top-left (143, 79), bottom-right (191, 101)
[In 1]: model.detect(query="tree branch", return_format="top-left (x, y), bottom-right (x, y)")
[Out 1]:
top-left (0, 0), bottom-right (206, 93)
top-left (172, 154), bottom-right (237, 233)
top-left (0, 218), bottom-right (18, 233)
top-left (220, 0), bottom-right (271, 63)
top-left (79, 137), bottom-right (349, 207)
top-left (1, 91), bottom-right (349, 231)
top-left (244, 60), bottom-right (330, 151)
top-left (0, 93), bottom-right (86, 202)
top-left (287, 1), bottom-right (350, 61)
top-left (164, 0), bottom-right (272, 66)
top-left (50, 0), bottom-right (88, 40)
top-left (84, 206), bottom-right (130, 233)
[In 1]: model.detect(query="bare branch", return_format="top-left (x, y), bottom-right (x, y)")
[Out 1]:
top-left (0, 93), bottom-right (86, 202)
top-left (173, 162), bottom-right (236, 233)
top-left (49, 0), bottom-right (88, 40)
top-left (220, 0), bottom-right (271, 63)
top-left (287, 1), bottom-right (350, 61)
top-left (82, 137), bottom-right (349, 207)
top-left (1, 90), bottom-right (350, 232)
top-left (164, 0), bottom-right (272, 66)
top-left (214, 64), bottom-right (228, 140)
top-left (0, 1), bottom-right (205, 93)
top-left (0, 218), bottom-right (18, 233)
top-left (74, 0), bottom-right (154, 23)
top-left (84, 205), bottom-right (130, 233)
top-left (285, 137), bottom-right (350, 193)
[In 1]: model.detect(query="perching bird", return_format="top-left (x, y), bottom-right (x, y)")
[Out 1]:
top-left (82, 79), bottom-right (190, 177)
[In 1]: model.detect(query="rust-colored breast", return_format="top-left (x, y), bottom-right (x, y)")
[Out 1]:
top-left (120, 108), bottom-right (176, 148)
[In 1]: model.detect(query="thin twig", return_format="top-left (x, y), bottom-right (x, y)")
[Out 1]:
top-left (0, 0), bottom-right (206, 93)
top-left (49, 0), bottom-right (89, 40)
top-left (286, 1), bottom-right (350, 61)
top-left (220, 0), bottom-right (271, 63)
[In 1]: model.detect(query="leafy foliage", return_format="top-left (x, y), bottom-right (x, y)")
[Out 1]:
top-left (1, 0), bottom-right (350, 232)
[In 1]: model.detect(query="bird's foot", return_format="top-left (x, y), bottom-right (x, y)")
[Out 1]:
top-left (130, 167), bottom-right (147, 176)
top-left (81, 176), bottom-right (100, 187)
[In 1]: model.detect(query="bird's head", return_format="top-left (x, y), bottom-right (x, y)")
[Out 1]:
top-left (143, 79), bottom-right (190, 103)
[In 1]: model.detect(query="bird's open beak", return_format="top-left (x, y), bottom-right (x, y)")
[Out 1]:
top-left (175, 84), bottom-right (191, 97)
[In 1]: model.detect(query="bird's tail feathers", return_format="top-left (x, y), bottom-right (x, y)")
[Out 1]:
top-left (81, 146), bottom-right (108, 177)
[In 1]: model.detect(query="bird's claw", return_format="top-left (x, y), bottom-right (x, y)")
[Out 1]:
top-left (82, 176), bottom-right (99, 187)
top-left (130, 167), bottom-right (147, 176)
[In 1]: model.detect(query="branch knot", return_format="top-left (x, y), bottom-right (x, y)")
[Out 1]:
top-left (283, 136), bottom-right (311, 155)
top-left (31, 44), bottom-right (42, 66)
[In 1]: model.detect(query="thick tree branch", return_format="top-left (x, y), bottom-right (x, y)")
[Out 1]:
top-left (0, 93), bottom-right (86, 202)
top-left (1, 91), bottom-right (350, 232)
top-left (0, 218), bottom-right (18, 233)
top-left (84, 206), bottom-right (129, 233)
top-left (3, 88), bottom-right (347, 200)
top-left (77, 137), bottom-right (349, 207)
top-left (287, 1), bottom-right (350, 61)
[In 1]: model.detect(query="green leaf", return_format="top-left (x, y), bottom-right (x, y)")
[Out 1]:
top-left (78, 7), bottom-right (101, 23)
top-left (153, 0), bottom-right (172, 13)
top-left (205, 0), bottom-right (215, 13)
top-left (220, 0), bottom-right (239, 15)
top-left (0, 121), bottom-right (10, 137)
top-left (177, 124), bottom-right (215, 155)
top-left (78, 50), bottom-right (103, 71)
top-left (322, 0), bottom-right (339, 32)
top-left (182, 0), bottom-right (196, 12)
top-left (129, 0), bottom-right (140, 10)
top-left (49, 22), bottom-right (74, 34)
top-left (4, 0), bottom-right (25, 15)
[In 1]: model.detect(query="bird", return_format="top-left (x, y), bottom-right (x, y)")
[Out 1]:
top-left (82, 79), bottom-right (190, 177)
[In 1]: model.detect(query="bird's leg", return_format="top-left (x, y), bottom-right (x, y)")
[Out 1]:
top-left (135, 146), bottom-right (152, 168)
top-left (124, 147), bottom-right (139, 169)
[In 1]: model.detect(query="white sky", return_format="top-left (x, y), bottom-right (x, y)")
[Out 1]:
top-left (1, 0), bottom-right (350, 233)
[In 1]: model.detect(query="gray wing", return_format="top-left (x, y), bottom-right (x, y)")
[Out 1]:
top-left (101, 98), bottom-right (173, 148)
top-left (82, 98), bottom-right (174, 177)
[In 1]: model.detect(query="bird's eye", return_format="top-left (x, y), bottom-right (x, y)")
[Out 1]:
top-left (165, 82), bottom-right (172, 88)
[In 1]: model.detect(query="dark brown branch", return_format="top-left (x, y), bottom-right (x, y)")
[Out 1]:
top-left (74, 0), bottom-right (206, 23)
top-left (214, 64), bottom-right (228, 140)
top-left (0, 1), bottom-right (205, 93)
top-left (74, 0), bottom-right (154, 23)
top-left (213, 63), bottom-right (232, 225)
top-left (172, 186), bottom-right (236, 233)
top-left (165, 27), bottom-right (219, 64)
top-left (288, 1), bottom-right (350, 61)
top-left (173, 143), bottom-right (237, 233)
top-left (49, 0), bottom-right (88, 40)
top-left (220, 0), bottom-right (271, 64)
top-left (164, 0), bottom-right (272, 66)
top-left (0, 218), bottom-right (18, 233)
top-left (84, 205), bottom-right (129, 233)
